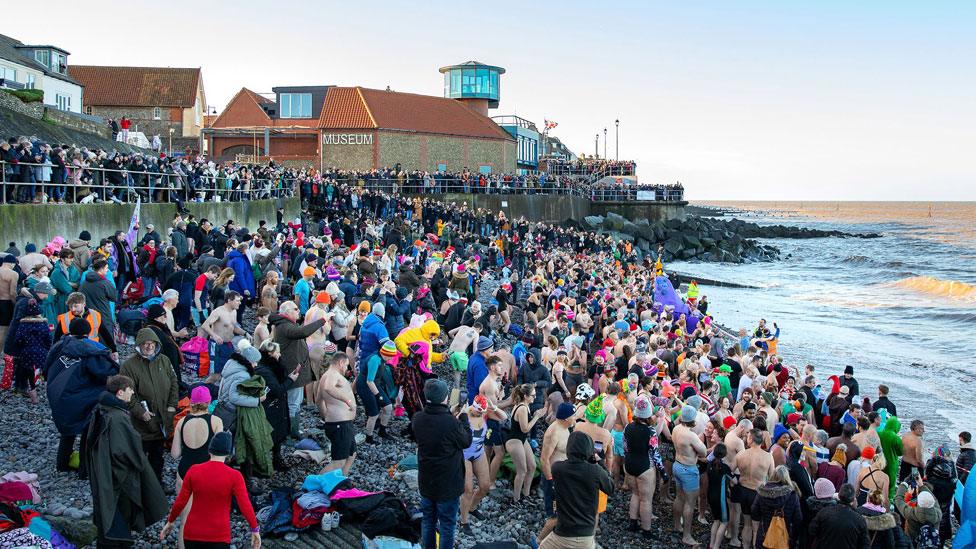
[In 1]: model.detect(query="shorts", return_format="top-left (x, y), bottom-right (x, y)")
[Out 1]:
top-left (323, 421), bottom-right (357, 461)
top-left (212, 342), bottom-right (234, 374)
top-left (486, 419), bottom-right (505, 447)
top-left (611, 429), bottom-right (625, 457)
top-left (0, 300), bottom-right (13, 326)
top-left (673, 461), bottom-right (700, 493)
top-left (732, 485), bottom-right (757, 510)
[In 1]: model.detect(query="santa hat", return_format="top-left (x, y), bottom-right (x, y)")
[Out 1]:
top-left (827, 375), bottom-right (841, 395)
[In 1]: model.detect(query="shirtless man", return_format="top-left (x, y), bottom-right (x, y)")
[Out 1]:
top-left (200, 291), bottom-right (245, 378)
top-left (604, 383), bottom-right (629, 487)
top-left (480, 356), bottom-right (510, 482)
top-left (540, 402), bottom-right (576, 518)
top-left (304, 292), bottom-right (334, 400)
top-left (449, 323), bottom-right (481, 356)
top-left (492, 345), bottom-right (518, 385)
top-left (672, 404), bottom-right (707, 547)
top-left (899, 419), bottom-right (925, 482)
top-left (723, 418), bottom-right (752, 545)
top-left (317, 354), bottom-right (358, 476)
top-left (852, 412), bottom-right (882, 451)
top-left (734, 429), bottom-right (776, 549)
top-left (0, 256), bottom-right (19, 349)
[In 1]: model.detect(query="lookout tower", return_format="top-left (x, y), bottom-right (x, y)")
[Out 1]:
top-left (439, 61), bottom-right (505, 117)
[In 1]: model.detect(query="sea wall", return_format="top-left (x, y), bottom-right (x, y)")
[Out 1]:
top-left (0, 197), bottom-right (300, 250)
top-left (412, 193), bottom-right (686, 224)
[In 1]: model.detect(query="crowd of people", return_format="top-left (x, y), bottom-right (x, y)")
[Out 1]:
top-left (589, 181), bottom-right (685, 202)
top-left (0, 160), bottom-right (970, 549)
top-left (544, 158), bottom-right (637, 178)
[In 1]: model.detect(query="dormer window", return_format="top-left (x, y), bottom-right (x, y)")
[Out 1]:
top-left (55, 53), bottom-right (67, 74)
top-left (34, 50), bottom-right (50, 68)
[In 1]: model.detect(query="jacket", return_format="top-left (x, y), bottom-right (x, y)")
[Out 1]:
top-left (808, 502), bottom-right (869, 549)
top-left (894, 482), bottom-right (942, 541)
top-left (170, 229), bottom-right (189, 259)
top-left (550, 431), bottom-right (615, 538)
top-left (872, 396), bottom-right (897, 418)
top-left (80, 270), bottom-right (117, 326)
top-left (750, 481), bottom-right (803, 549)
top-left (412, 402), bottom-right (472, 501)
top-left (119, 329), bottom-right (178, 441)
top-left (216, 354), bottom-right (261, 430)
top-left (49, 260), bottom-right (80, 315)
top-left (226, 249), bottom-right (256, 297)
top-left (517, 348), bottom-right (549, 409)
top-left (358, 313), bottom-right (390, 366)
top-left (42, 335), bottom-right (119, 435)
top-left (858, 507), bottom-right (911, 549)
top-left (68, 239), bottom-right (92, 271)
top-left (3, 288), bottom-right (40, 355)
top-left (86, 392), bottom-right (167, 544)
top-left (924, 455), bottom-right (957, 507)
top-left (269, 313), bottom-right (325, 387)
top-left (958, 444), bottom-right (976, 484)
top-left (254, 355), bottom-right (294, 445)
top-left (383, 294), bottom-right (411, 336)
top-left (234, 375), bottom-right (273, 477)
top-left (398, 266), bottom-right (421, 293)
top-left (13, 316), bottom-right (51, 372)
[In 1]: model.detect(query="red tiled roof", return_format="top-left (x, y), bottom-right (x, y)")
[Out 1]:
top-left (210, 88), bottom-right (272, 128)
top-left (320, 86), bottom-right (512, 141)
top-left (68, 65), bottom-right (201, 107)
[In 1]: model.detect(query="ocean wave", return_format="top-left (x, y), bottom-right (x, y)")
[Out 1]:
top-left (885, 276), bottom-right (976, 303)
top-left (841, 255), bottom-right (873, 265)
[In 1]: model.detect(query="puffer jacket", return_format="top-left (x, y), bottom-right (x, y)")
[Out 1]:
top-left (924, 455), bottom-right (957, 508)
top-left (358, 313), bottom-right (390, 366)
top-left (68, 239), bottom-right (92, 271)
top-left (215, 353), bottom-right (261, 431)
top-left (958, 443), bottom-right (976, 484)
top-left (329, 299), bottom-right (354, 341)
top-left (119, 328), bottom-right (178, 441)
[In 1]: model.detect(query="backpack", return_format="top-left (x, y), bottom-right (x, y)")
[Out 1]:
top-left (117, 307), bottom-right (147, 337)
top-left (914, 523), bottom-right (940, 549)
top-left (763, 509), bottom-right (790, 549)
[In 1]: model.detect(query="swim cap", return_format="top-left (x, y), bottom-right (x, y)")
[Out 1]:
top-left (575, 383), bottom-right (596, 401)
top-left (679, 405), bottom-right (697, 424)
top-left (584, 395), bottom-right (606, 424)
top-left (633, 395), bottom-right (653, 419)
top-left (472, 394), bottom-right (489, 413)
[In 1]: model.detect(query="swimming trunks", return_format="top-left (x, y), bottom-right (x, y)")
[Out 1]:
top-left (611, 429), bottom-right (625, 457)
top-left (673, 461), bottom-right (700, 492)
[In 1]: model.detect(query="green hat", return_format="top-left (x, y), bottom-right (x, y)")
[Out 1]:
top-left (719, 365), bottom-right (732, 374)
top-left (584, 395), bottom-right (607, 424)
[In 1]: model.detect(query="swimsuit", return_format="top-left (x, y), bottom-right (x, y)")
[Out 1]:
top-left (611, 429), bottom-right (625, 457)
top-left (178, 414), bottom-right (214, 478)
top-left (464, 424), bottom-right (487, 462)
top-left (505, 405), bottom-right (529, 443)
top-left (673, 461), bottom-right (700, 492)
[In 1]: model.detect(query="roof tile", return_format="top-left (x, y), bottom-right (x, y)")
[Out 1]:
top-left (68, 65), bottom-right (201, 107)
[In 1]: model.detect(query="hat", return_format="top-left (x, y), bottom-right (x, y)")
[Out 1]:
top-left (0, 255), bottom-right (15, 265)
top-left (315, 291), bottom-right (331, 304)
top-left (814, 478), bottom-right (836, 499)
top-left (24, 299), bottom-right (41, 317)
top-left (326, 266), bottom-right (341, 280)
top-left (25, 243), bottom-right (37, 253)
top-left (146, 303), bottom-right (166, 320)
top-left (633, 395), bottom-right (653, 419)
top-left (917, 491), bottom-right (936, 509)
top-left (786, 412), bottom-right (802, 425)
top-left (584, 395), bottom-right (606, 424)
top-left (372, 302), bottom-right (385, 319)
top-left (844, 365), bottom-right (854, 375)
top-left (201, 244), bottom-right (214, 254)
top-left (241, 345), bottom-right (261, 365)
top-left (773, 424), bottom-right (789, 443)
top-left (556, 402), bottom-right (576, 420)
top-left (576, 383), bottom-right (596, 401)
top-left (472, 394), bottom-right (490, 413)
top-left (686, 395), bottom-right (703, 411)
top-left (34, 281), bottom-right (54, 295)
top-left (861, 446), bottom-right (876, 460)
top-left (722, 415), bottom-right (737, 430)
top-left (680, 405), bottom-right (697, 424)
top-left (79, 230), bottom-right (91, 241)
top-left (424, 379), bottom-right (449, 404)
top-left (358, 301), bottom-right (372, 313)
top-left (209, 431), bottom-right (234, 457)
top-left (69, 317), bottom-right (91, 336)
top-left (718, 365), bottom-right (732, 374)
top-left (380, 339), bottom-right (398, 359)
top-left (190, 386), bottom-right (212, 404)
top-left (302, 267), bottom-right (316, 277)
top-left (323, 341), bottom-right (338, 354)
top-left (477, 336), bottom-right (494, 352)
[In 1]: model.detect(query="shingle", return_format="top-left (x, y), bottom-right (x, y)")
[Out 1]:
top-left (68, 65), bottom-right (200, 107)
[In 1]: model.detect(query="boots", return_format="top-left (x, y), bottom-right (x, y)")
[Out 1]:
top-left (289, 414), bottom-right (301, 439)
top-left (378, 424), bottom-right (395, 441)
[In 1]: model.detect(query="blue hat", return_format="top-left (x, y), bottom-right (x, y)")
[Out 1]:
top-left (25, 243), bottom-right (36, 253)
top-left (209, 431), bottom-right (234, 456)
top-left (477, 336), bottom-right (494, 352)
top-left (556, 402), bottom-right (576, 420)
top-left (773, 423), bottom-right (789, 443)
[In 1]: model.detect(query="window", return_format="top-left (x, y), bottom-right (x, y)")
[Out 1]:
top-left (461, 69), bottom-right (476, 94)
top-left (280, 93), bottom-right (312, 118)
top-left (55, 53), bottom-right (67, 74)
top-left (476, 68), bottom-right (488, 95)
top-left (34, 50), bottom-right (50, 68)
top-left (450, 70), bottom-right (461, 98)
top-left (25, 74), bottom-right (35, 89)
top-left (55, 93), bottom-right (70, 111)
top-left (85, 106), bottom-right (92, 115)
top-left (0, 65), bottom-right (16, 82)
top-left (437, 163), bottom-right (447, 172)
top-left (153, 107), bottom-right (162, 120)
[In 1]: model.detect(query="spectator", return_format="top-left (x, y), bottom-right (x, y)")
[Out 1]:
top-left (808, 484), bottom-right (869, 549)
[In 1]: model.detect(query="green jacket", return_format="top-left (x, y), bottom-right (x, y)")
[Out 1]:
top-left (894, 481), bottom-right (942, 541)
top-left (269, 313), bottom-right (326, 387)
top-left (878, 416), bottom-right (903, 499)
top-left (119, 328), bottom-right (178, 441)
top-left (86, 392), bottom-right (167, 543)
top-left (235, 375), bottom-right (273, 477)
top-left (50, 260), bottom-right (80, 316)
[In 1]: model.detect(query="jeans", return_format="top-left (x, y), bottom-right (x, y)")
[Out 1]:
top-left (420, 496), bottom-right (460, 549)
top-left (287, 386), bottom-right (303, 416)
top-left (542, 477), bottom-right (555, 518)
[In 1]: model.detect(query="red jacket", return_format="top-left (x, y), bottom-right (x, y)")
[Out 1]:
top-left (167, 460), bottom-right (257, 542)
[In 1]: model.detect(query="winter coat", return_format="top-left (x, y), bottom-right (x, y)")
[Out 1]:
top-left (226, 249), bottom-right (256, 297)
top-left (215, 354), bottom-right (261, 431)
top-left (924, 455), bottom-right (957, 508)
top-left (68, 239), bottom-right (92, 271)
top-left (894, 482), bottom-right (942, 541)
top-left (358, 313), bottom-right (390, 366)
top-left (398, 266), bottom-right (421, 293)
top-left (958, 444), bottom-right (976, 484)
top-left (86, 392), bottom-right (167, 544)
top-left (412, 402), bottom-right (472, 501)
top-left (517, 348), bottom-right (549, 409)
top-left (119, 329), bottom-right (178, 442)
top-left (80, 270), bottom-right (117, 329)
top-left (49, 260), bottom-right (80, 315)
top-left (3, 288), bottom-right (41, 356)
top-left (858, 507), bottom-right (911, 549)
top-left (254, 356), bottom-right (294, 445)
top-left (550, 431), bottom-right (616, 538)
top-left (13, 316), bottom-right (51, 373)
top-left (383, 295), bottom-right (410, 336)
top-left (170, 229), bottom-right (189, 259)
top-left (146, 320), bottom-right (183, 377)
top-left (269, 314), bottom-right (325, 387)
top-left (750, 481), bottom-right (803, 549)
top-left (42, 335), bottom-right (118, 435)
top-left (234, 375), bottom-right (273, 477)
top-left (808, 502), bottom-right (869, 549)
top-left (329, 301), bottom-right (354, 341)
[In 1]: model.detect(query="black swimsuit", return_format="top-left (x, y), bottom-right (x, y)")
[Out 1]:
top-left (178, 414), bottom-right (215, 478)
top-left (506, 405), bottom-right (530, 443)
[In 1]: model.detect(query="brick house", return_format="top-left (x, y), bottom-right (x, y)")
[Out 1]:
top-left (68, 66), bottom-right (206, 140)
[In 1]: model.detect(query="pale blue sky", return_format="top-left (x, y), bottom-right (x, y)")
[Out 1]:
top-left (14, 0), bottom-right (976, 200)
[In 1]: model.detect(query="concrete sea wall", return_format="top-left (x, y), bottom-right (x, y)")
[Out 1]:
top-left (416, 193), bottom-right (686, 224)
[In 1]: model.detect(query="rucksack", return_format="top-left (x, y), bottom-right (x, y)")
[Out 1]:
top-left (914, 523), bottom-right (940, 549)
top-left (118, 307), bottom-right (146, 337)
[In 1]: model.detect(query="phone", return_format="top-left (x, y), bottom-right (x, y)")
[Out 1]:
top-left (263, 387), bottom-right (270, 395)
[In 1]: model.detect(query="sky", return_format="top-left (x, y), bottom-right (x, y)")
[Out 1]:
top-left (10, 1), bottom-right (976, 200)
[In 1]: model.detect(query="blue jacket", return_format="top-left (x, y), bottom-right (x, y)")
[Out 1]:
top-left (358, 313), bottom-right (389, 366)
top-left (42, 336), bottom-right (119, 435)
top-left (226, 249), bottom-right (256, 297)
top-left (383, 295), bottom-right (411, 337)
top-left (338, 278), bottom-right (358, 309)
top-left (466, 351), bottom-right (488, 405)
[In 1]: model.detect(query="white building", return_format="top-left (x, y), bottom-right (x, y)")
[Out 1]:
top-left (0, 33), bottom-right (83, 113)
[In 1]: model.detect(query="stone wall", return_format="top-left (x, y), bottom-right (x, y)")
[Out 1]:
top-left (43, 109), bottom-right (110, 139)
top-left (375, 131), bottom-right (515, 173)
top-left (0, 196), bottom-right (300, 252)
top-left (88, 106), bottom-right (184, 140)
top-left (322, 130), bottom-right (374, 171)
top-left (0, 91), bottom-right (45, 119)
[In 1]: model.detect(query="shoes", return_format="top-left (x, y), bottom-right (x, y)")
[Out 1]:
top-left (365, 434), bottom-right (376, 444)
top-left (378, 425), bottom-right (395, 440)
top-left (470, 509), bottom-right (486, 522)
top-left (321, 511), bottom-right (340, 531)
top-left (460, 523), bottom-right (474, 536)
top-left (628, 519), bottom-right (639, 532)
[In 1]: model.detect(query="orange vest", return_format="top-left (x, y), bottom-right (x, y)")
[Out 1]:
top-left (58, 310), bottom-right (101, 343)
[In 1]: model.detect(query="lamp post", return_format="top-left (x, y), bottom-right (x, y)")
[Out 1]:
top-left (603, 128), bottom-right (607, 160)
top-left (615, 119), bottom-right (619, 161)
top-left (595, 133), bottom-right (599, 159)
top-left (168, 127), bottom-right (174, 157)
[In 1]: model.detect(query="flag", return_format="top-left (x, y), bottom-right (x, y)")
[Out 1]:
top-left (127, 197), bottom-right (141, 235)
top-left (544, 119), bottom-right (558, 130)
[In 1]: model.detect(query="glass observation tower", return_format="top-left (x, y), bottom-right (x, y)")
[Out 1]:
top-left (439, 61), bottom-right (505, 117)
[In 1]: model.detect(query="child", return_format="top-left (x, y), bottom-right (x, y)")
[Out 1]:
top-left (13, 299), bottom-right (52, 403)
top-left (253, 307), bottom-right (271, 346)
top-left (707, 443), bottom-right (732, 549)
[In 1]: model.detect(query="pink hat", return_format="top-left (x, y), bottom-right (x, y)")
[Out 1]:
top-left (190, 386), bottom-right (212, 405)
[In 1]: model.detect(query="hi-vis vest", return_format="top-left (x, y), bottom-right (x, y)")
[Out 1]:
top-left (58, 310), bottom-right (102, 343)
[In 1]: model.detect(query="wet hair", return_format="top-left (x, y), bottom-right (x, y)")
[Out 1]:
top-left (709, 444), bottom-right (728, 473)
top-left (868, 411), bottom-right (880, 424)
top-left (910, 420), bottom-right (925, 431)
top-left (838, 484), bottom-right (856, 505)
top-left (512, 383), bottom-right (535, 404)
top-left (750, 428), bottom-right (765, 446)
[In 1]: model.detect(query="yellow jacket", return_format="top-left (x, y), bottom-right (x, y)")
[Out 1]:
top-left (394, 319), bottom-right (445, 363)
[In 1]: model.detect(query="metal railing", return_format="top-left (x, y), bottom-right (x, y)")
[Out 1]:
top-left (588, 187), bottom-right (684, 202)
top-left (307, 179), bottom-right (683, 201)
top-left (544, 161), bottom-right (636, 179)
top-left (1, 161), bottom-right (295, 204)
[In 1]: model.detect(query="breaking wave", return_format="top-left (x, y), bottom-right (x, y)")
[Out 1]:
top-left (886, 276), bottom-right (976, 302)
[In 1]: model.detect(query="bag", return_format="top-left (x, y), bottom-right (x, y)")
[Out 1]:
top-left (0, 355), bottom-right (13, 390)
top-left (914, 523), bottom-right (940, 549)
top-left (763, 510), bottom-right (790, 549)
top-left (118, 307), bottom-right (147, 337)
top-left (507, 323), bottom-right (524, 337)
top-left (180, 336), bottom-right (211, 377)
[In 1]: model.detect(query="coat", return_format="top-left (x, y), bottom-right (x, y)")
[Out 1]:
top-left (412, 402), bottom-right (472, 502)
top-left (254, 355), bottom-right (294, 445)
top-left (550, 431), bottom-right (616, 538)
top-left (234, 375), bottom-right (273, 477)
top-left (3, 288), bottom-right (40, 356)
top-left (269, 313), bottom-right (325, 387)
top-left (750, 481), bottom-right (803, 549)
top-left (68, 239), bottom-right (92, 271)
top-left (358, 313), bottom-right (389, 366)
top-left (170, 229), bottom-right (189, 259)
top-left (215, 354), bottom-right (261, 431)
top-left (80, 270), bottom-right (117, 330)
top-left (119, 329), bottom-right (178, 441)
top-left (226, 249), bottom-right (256, 297)
top-left (49, 260), bottom-right (80, 315)
top-left (86, 392), bottom-right (167, 543)
top-left (859, 508), bottom-right (912, 549)
top-left (894, 482), bottom-right (942, 541)
top-left (13, 316), bottom-right (51, 374)
top-left (42, 335), bottom-right (119, 435)
top-left (808, 502), bottom-right (869, 549)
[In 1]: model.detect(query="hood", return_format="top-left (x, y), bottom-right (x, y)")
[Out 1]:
top-left (268, 313), bottom-right (291, 327)
top-left (61, 335), bottom-right (111, 358)
top-left (566, 430), bottom-right (595, 462)
top-left (420, 319), bottom-right (440, 340)
top-left (227, 249), bottom-right (245, 260)
top-left (861, 510), bottom-right (897, 531)
top-left (363, 314), bottom-right (384, 330)
top-left (882, 416), bottom-right (901, 434)
top-left (222, 357), bottom-right (251, 378)
top-left (757, 481), bottom-right (795, 499)
top-left (84, 270), bottom-right (105, 283)
top-left (528, 347), bottom-right (543, 366)
top-left (69, 239), bottom-right (88, 249)
top-left (135, 327), bottom-right (161, 346)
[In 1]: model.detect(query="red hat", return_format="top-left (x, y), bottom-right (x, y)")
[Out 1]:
top-left (603, 338), bottom-right (614, 348)
top-left (828, 375), bottom-right (841, 394)
top-left (861, 446), bottom-right (876, 460)
top-left (786, 412), bottom-right (802, 425)
top-left (722, 416), bottom-right (737, 430)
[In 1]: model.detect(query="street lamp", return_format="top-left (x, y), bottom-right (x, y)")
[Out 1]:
top-left (595, 133), bottom-right (599, 159)
top-left (603, 128), bottom-right (607, 160)
top-left (168, 127), bottom-right (174, 157)
top-left (615, 119), bottom-right (619, 161)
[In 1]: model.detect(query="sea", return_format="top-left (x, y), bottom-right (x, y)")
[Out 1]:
top-left (673, 201), bottom-right (976, 450)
